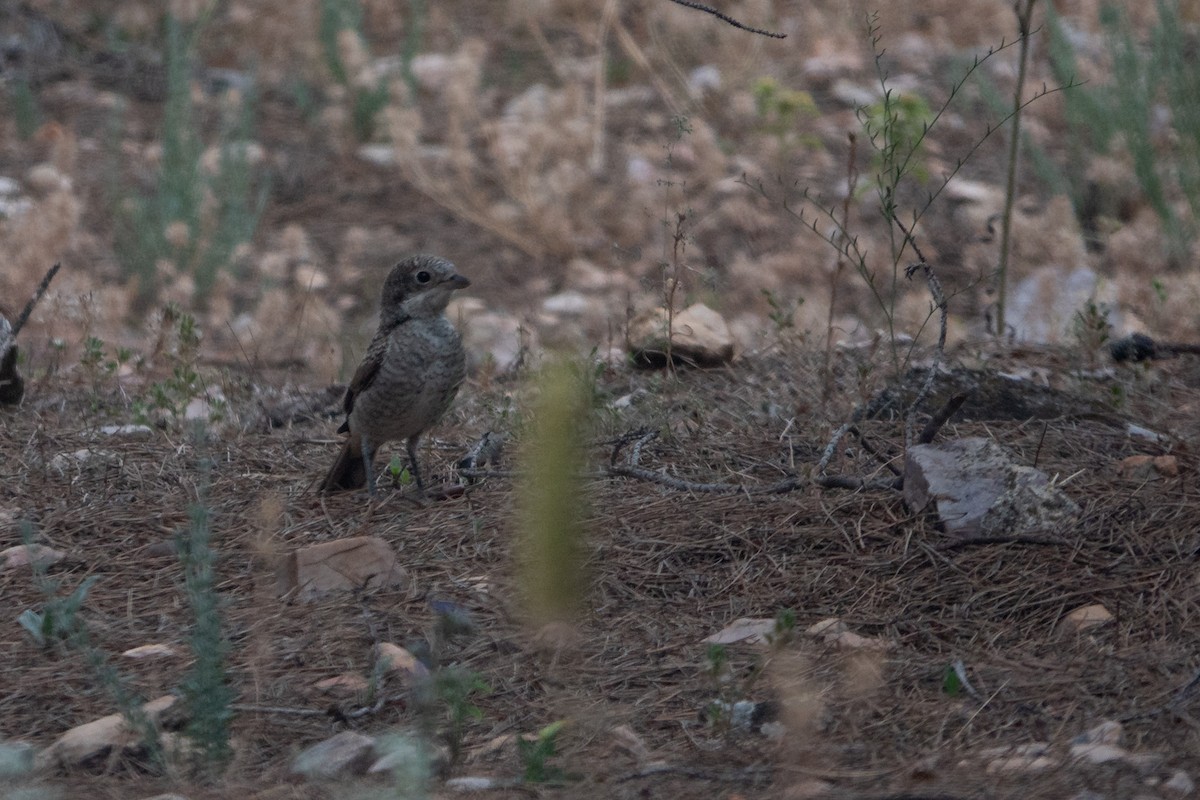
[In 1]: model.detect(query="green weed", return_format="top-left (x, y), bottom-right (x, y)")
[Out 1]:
top-left (175, 467), bottom-right (234, 775)
top-left (517, 720), bottom-right (568, 784)
top-left (1048, 0), bottom-right (1200, 262)
top-left (112, 13), bottom-right (264, 306)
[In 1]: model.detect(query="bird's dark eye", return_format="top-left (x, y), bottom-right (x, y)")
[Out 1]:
top-left (415, 270), bottom-right (432, 284)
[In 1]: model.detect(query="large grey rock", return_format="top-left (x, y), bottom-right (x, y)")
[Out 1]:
top-left (904, 438), bottom-right (1079, 538)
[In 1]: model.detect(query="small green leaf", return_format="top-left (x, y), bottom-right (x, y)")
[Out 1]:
top-left (942, 664), bottom-right (962, 697)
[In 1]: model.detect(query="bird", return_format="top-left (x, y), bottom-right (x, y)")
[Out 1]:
top-left (320, 254), bottom-right (470, 495)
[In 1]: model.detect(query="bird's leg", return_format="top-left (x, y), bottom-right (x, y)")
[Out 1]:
top-left (406, 435), bottom-right (425, 494)
top-left (361, 435), bottom-right (377, 497)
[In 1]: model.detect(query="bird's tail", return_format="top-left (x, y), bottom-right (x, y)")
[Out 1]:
top-left (320, 438), bottom-right (368, 492)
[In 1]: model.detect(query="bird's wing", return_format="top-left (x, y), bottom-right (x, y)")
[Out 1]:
top-left (342, 330), bottom-right (389, 419)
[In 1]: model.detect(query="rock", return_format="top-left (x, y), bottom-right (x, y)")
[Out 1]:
top-left (0, 741), bottom-right (35, 775)
top-left (36, 695), bottom-right (179, 771)
top-left (979, 464), bottom-right (1082, 538)
top-left (356, 143), bottom-right (395, 166)
top-left (277, 536), bottom-right (408, 602)
top-left (985, 754), bottom-right (1059, 773)
top-left (48, 448), bottom-right (122, 478)
top-left (121, 644), bottom-right (179, 660)
top-left (314, 673), bottom-right (370, 695)
top-left (1164, 769), bottom-right (1196, 796)
top-left (1118, 454), bottom-right (1179, 479)
top-left (97, 424), bottom-right (155, 439)
top-left (1060, 604), bottom-right (1113, 633)
top-left (0, 544), bottom-right (66, 571)
top-left (450, 299), bottom-right (535, 373)
top-left (447, 776), bottom-right (507, 791)
top-left (628, 303), bottom-right (735, 368)
top-left (904, 437), bottom-right (1079, 538)
top-left (375, 643), bottom-right (430, 683)
top-left (541, 291), bottom-right (591, 316)
top-left (1073, 719), bottom-right (1123, 746)
top-left (1069, 742), bottom-right (1128, 765)
top-left (1068, 741), bottom-right (1162, 772)
top-left (978, 744), bottom-right (1058, 774)
top-left (703, 617), bottom-right (776, 645)
top-left (1007, 265), bottom-right (1117, 344)
top-left (687, 65), bottom-right (721, 98)
top-left (290, 731), bottom-right (376, 779)
top-left (1126, 423), bottom-right (1166, 443)
top-left (805, 617), bottom-right (890, 650)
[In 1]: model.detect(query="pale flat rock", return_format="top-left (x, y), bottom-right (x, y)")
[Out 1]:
top-left (1060, 603), bottom-right (1113, 633)
top-left (36, 695), bottom-right (178, 771)
top-left (985, 754), bottom-right (1059, 774)
top-left (904, 437), bottom-right (1079, 538)
top-left (277, 536), bottom-right (408, 602)
top-left (805, 617), bottom-right (889, 650)
top-left (703, 617), bottom-right (775, 645)
top-left (447, 776), bottom-right (507, 791)
top-left (628, 303), bottom-right (735, 368)
top-left (806, 618), bottom-right (848, 637)
top-left (291, 730), bottom-right (376, 779)
top-left (121, 644), bottom-right (179, 660)
top-left (1069, 741), bottom-right (1162, 772)
top-left (0, 543), bottom-right (66, 571)
top-left (541, 291), bottom-right (591, 315)
top-left (314, 673), bottom-right (370, 695)
top-left (97, 424), bottom-right (154, 439)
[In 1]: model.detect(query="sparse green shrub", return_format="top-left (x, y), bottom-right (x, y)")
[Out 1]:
top-left (753, 77), bottom-right (820, 150)
top-left (133, 305), bottom-right (211, 426)
top-left (517, 720), bottom-right (567, 784)
top-left (431, 666), bottom-right (490, 764)
top-left (17, 521), bottom-right (164, 768)
top-left (113, 13), bottom-right (265, 306)
top-left (319, 0), bottom-right (396, 141)
top-left (862, 90), bottom-right (934, 184)
top-left (703, 609), bottom-right (795, 734)
top-left (1048, 0), bottom-right (1200, 262)
top-left (1072, 296), bottom-right (1114, 356)
top-left (176, 468), bottom-right (234, 774)
top-left (10, 77), bottom-right (41, 140)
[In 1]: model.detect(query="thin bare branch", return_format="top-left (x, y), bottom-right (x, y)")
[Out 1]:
top-left (665, 0), bottom-right (786, 38)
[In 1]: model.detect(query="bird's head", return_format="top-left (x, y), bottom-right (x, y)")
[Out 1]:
top-left (379, 254), bottom-right (471, 324)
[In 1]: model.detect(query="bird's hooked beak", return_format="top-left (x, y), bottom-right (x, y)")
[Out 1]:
top-left (443, 273), bottom-right (471, 290)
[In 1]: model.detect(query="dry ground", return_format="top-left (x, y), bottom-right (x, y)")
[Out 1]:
top-left (4, 1), bottom-right (1200, 797)
top-left (3, 344), bottom-right (1200, 799)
